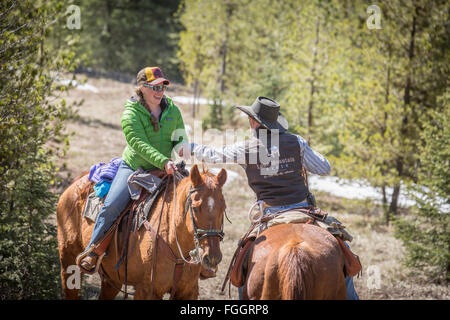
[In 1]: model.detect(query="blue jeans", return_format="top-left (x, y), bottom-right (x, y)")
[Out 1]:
top-left (86, 160), bottom-right (134, 248)
top-left (344, 242), bottom-right (359, 300)
top-left (263, 200), bottom-right (309, 215)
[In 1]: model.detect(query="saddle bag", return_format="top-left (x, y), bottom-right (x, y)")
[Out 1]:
top-left (336, 237), bottom-right (362, 278)
top-left (230, 237), bottom-right (255, 288)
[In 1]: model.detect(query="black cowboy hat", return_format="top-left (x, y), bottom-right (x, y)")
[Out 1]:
top-left (237, 96), bottom-right (288, 133)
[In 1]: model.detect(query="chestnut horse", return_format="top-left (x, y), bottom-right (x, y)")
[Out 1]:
top-left (57, 164), bottom-right (227, 299)
top-left (242, 223), bottom-right (347, 299)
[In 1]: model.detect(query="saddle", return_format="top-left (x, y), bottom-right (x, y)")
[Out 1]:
top-left (76, 169), bottom-right (167, 274)
top-left (223, 206), bottom-right (362, 291)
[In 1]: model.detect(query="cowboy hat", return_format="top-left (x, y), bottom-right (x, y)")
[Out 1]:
top-left (237, 96), bottom-right (288, 133)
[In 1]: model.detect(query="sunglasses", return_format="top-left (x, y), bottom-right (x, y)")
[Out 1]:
top-left (143, 83), bottom-right (168, 92)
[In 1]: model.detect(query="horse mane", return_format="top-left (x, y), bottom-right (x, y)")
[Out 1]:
top-left (278, 240), bottom-right (315, 299)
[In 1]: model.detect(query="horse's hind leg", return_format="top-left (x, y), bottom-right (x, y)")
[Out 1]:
top-left (133, 284), bottom-right (163, 300)
top-left (171, 282), bottom-right (199, 300)
top-left (59, 248), bottom-right (82, 300)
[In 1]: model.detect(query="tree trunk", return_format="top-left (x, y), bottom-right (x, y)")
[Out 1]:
top-left (381, 184), bottom-right (389, 223)
top-left (307, 17), bottom-right (320, 146)
top-left (388, 156), bottom-right (404, 219)
top-left (192, 79), bottom-right (199, 118)
top-left (382, 44), bottom-right (391, 224)
top-left (389, 184), bottom-right (401, 218)
top-left (103, 0), bottom-right (113, 68)
top-left (389, 7), bottom-right (417, 220)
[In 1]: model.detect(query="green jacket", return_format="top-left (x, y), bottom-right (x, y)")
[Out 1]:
top-left (121, 96), bottom-right (187, 171)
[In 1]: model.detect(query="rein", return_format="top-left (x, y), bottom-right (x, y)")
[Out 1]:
top-left (184, 185), bottom-right (225, 241)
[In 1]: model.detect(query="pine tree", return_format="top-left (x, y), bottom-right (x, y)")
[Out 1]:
top-left (0, 0), bottom-right (79, 299)
top-left (332, 0), bottom-right (449, 220)
top-left (395, 91), bottom-right (450, 282)
top-left (72, 0), bottom-right (182, 80)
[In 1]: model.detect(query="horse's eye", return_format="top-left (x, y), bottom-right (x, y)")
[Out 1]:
top-left (192, 192), bottom-right (201, 202)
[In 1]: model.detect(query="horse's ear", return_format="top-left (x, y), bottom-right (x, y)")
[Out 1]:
top-left (190, 164), bottom-right (203, 187)
top-left (216, 168), bottom-right (227, 187)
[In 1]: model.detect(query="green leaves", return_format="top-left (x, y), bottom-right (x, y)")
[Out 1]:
top-left (0, 0), bottom-right (79, 299)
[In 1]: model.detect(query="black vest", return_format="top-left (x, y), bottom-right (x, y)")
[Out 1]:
top-left (243, 130), bottom-right (309, 206)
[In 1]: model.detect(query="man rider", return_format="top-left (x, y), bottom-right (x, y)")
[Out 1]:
top-left (182, 96), bottom-right (359, 300)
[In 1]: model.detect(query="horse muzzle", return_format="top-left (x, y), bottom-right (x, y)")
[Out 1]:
top-left (201, 237), bottom-right (222, 269)
top-left (201, 252), bottom-right (222, 269)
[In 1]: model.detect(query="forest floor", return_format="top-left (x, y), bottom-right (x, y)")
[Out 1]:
top-left (55, 74), bottom-right (449, 300)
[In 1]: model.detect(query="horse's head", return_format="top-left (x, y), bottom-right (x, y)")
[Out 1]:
top-left (186, 164), bottom-right (227, 271)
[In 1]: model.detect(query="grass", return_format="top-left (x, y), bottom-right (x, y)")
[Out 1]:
top-left (55, 75), bottom-right (449, 300)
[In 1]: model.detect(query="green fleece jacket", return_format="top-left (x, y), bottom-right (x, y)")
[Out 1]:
top-left (121, 96), bottom-right (187, 171)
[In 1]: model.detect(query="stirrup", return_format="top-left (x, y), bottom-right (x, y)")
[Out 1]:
top-left (76, 246), bottom-right (106, 275)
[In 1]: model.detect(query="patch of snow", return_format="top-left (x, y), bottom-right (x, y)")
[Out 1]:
top-left (57, 79), bottom-right (99, 93)
top-left (309, 175), bottom-right (450, 211)
top-left (172, 96), bottom-right (212, 105)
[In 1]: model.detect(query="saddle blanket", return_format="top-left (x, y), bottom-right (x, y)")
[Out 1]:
top-left (249, 209), bottom-right (353, 242)
top-left (82, 191), bottom-right (103, 222)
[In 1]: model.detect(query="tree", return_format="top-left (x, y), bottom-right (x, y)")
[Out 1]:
top-left (332, 0), bottom-right (449, 221)
top-left (178, 0), bottom-right (292, 128)
top-left (0, 0), bottom-right (79, 299)
top-left (280, 0), bottom-right (351, 154)
top-left (395, 90), bottom-right (450, 282)
top-left (74, 0), bottom-right (182, 80)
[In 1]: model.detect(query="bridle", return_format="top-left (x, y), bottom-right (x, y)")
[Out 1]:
top-left (184, 185), bottom-right (225, 241)
top-left (173, 173), bottom-right (225, 264)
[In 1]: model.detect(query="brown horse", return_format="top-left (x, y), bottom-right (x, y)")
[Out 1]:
top-left (57, 164), bottom-right (227, 299)
top-left (243, 223), bottom-right (347, 299)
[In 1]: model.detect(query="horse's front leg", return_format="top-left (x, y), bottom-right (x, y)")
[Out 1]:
top-left (133, 283), bottom-right (163, 300)
top-left (171, 280), bottom-right (199, 300)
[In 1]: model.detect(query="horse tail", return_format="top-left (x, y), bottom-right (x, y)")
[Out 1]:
top-left (278, 239), bottom-right (314, 300)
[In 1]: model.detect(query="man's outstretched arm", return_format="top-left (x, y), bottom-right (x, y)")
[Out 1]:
top-left (188, 141), bottom-right (246, 164)
top-left (296, 135), bottom-right (331, 176)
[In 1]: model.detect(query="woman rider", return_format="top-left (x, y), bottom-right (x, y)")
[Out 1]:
top-left (79, 67), bottom-right (188, 272)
